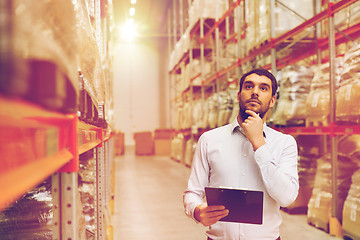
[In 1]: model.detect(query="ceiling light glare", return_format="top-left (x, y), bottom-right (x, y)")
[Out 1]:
top-left (121, 19), bottom-right (137, 42)
top-left (131, 0), bottom-right (136, 4)
top-left (129, 7), bottom-right (135, 16)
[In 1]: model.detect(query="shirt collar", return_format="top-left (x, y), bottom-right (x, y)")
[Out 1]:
top-left (230, 117), bottom-right (267, 138)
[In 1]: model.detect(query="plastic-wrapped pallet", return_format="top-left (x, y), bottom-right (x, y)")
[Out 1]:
top-left (228, 87), bottom-right (239, 124)
top-left (217, 90), bottom-right (234, 127)
top-left (77, 0), bottom-right (105, 108)
top-left (306, 59), bottom-right (343, 126)
top-left (207, 93), bottom-right (219, 129)
top-left (2, 0), bottom-right (80, 111)
top-left (78, 150), bottom-right (97, 239)
top-left (307, 141), bottom-right (359, 232)
top-left (172, 134), bottom-right (186, 163)
top-left (0, 180), bottom-right (53, 239)
top-left (336, 41), bottom-right (360, 123)
top-left (188, 0), bottom-right (226, 29)
top-left (245, 0), bottom-right (314, 53)
top-left (182, 102), bottom-right (192, 129)
top-left (285, 136), bottom-right (321, 211)
top-left (322, 0), bottom-right (360, 37)
top-left (342, 170), bottom-right (360, 240)
top-left (193, 99), bottom-right (208, 129)
top-left (184, 138), bottom-right (197, 167)
top-left (272, 65), bottom-right (314, 126)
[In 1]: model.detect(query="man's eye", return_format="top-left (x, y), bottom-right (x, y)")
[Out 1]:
top-left (245, 85), bottom-right (252, 89)
top-left (261, 86), bottom-right (269, 91)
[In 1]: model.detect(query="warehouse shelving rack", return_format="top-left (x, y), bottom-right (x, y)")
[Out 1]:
top-left (168, 0), bottom-right (360, 237)
top-left (0, 0), bottom-right (115, 239)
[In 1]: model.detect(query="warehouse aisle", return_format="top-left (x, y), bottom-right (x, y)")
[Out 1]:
top-left (112, 148), bottom-right (341, 240)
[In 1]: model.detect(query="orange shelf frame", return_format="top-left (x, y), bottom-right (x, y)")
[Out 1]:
top-left (0, 96), bottom-right (107, 211)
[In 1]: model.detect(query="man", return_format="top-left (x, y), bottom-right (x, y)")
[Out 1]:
top-left (183, 68), bottom-right (299, 240)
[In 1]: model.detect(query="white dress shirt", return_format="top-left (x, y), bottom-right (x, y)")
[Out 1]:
top-left (183, 118), bottom-right (299, 240)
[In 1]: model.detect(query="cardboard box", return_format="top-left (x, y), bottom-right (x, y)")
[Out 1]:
top-left (134, 131), bottom-right (154, 155)
top-left (155, 139), bottom-right (172, 156)
top-left (154, 128), bottom-right (175, 139)
top-left (114, 132), bottom-right (125, 156)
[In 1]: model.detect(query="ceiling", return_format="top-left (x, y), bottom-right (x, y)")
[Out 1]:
top-left (112, 0), bottom-right (173, 38)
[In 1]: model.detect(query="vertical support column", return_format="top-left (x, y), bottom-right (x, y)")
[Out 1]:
top-left (215, 3), bottom-right (221, 110)
top-left (236, 1), bottom-right (242, 78)
top-left (52, 172), bottom-right (79, 240)
top-left (270, 0), bottom-right (277, 76)
top-left (200, 17), bottom-right (206, 130)
top-left (95, 0), bottom-right (101, 52)
top-left (173, 0), bottom-right (177, 48)
top-left (96, 145), bottom-right (105, 240)
top-left (179, 0), bottom-right (184, 36)
top-left (168, 9), bottom-right (173, 128)
top-left (315, 0), bottom-right (322, 65)
top-left (327, 1), bottom-right (341, 237)
top-left (52, 173), bottom-right (61, 240)
top-left (61, 172), bottom-right (79, 240)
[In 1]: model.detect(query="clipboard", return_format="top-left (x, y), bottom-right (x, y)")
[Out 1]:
top-left (205, 187), bottom-right (263, 224)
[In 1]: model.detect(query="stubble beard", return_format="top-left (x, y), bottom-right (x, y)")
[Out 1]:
top-left (239, 99), bottom-right (270, 121)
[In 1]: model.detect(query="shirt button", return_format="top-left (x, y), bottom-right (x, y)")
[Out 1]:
top-left (243, 154), bottom-right (247, 157)
top-left (242, 172), bottom-right (245, 176)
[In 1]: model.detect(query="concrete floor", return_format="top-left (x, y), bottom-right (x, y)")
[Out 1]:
top-left (112, 147), bottom-right (342, 240)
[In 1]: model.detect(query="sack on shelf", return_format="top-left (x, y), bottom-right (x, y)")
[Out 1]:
top-left (342, 169), bottom-right (360, 239)
top-left (336, 42), bottom-right (360, 122)
top-left (272, 65), bottom-right (314, 125)
top-left (307, 153), bottom-right (359, 230)
top-left (306, 59), bottom-right (343, 126)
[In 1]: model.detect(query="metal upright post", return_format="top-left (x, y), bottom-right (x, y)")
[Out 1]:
top-left (236, 1), bottom-right (242, 78)
top-left (168, 9), bottom-right (173, 128)
top-left (215, 3), bottom-right (221, 109)
top-left (270, 0), bottom-right (277, 76)
top-left (328, 0), bottom-right (340, 223)
top-left (315, 0), bottom-right (322, 65)
top-left (200, 16), bottom-right (205, 130)
top-left (52, 173), bottom-right (61, 240)
top-left (52, 172), bottom-right (79, 240)
top-left (96, 146), bottom-right (105, 240)
top-left (179, 0), bottom-right (184, 36)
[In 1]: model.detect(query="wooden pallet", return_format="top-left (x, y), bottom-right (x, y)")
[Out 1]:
top-left (307, 217), bottom-right (329, 233)
top-left (306, 117), bottom-right (329, 127)
top-left (336, 115), bottom-right (360, 125)
top-left (343, 230), bottom-right (360, 240)
top-left (281, 206), bottom-right (307, 215)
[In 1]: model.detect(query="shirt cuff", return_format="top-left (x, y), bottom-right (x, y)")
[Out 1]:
top-left (254, 144), bottom-right (268, 165)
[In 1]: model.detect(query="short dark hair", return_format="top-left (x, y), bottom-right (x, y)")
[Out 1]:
top-left (239, 68), bottom-right (278, 96)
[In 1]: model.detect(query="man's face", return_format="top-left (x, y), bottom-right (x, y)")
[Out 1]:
top-left (237, 73), bottom-right (276, 121)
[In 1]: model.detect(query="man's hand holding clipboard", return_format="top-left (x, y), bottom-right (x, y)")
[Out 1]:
top-left (204, 187), bottom-right (264, 224)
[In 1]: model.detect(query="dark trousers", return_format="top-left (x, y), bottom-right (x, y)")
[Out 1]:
top-left (207, 237), bottom-right (280, 240)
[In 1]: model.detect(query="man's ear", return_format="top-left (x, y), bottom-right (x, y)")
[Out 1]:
top-left (269, 95), bottom-right (276, 108)
top-left (237, 91), bottom-right (241, 102)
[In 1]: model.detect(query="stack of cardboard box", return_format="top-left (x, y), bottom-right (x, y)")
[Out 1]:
top-left (154, 129), bottom-right (174, 156)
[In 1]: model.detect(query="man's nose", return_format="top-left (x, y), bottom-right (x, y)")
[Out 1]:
top-left (251, 86), bottom-right (259, 97)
